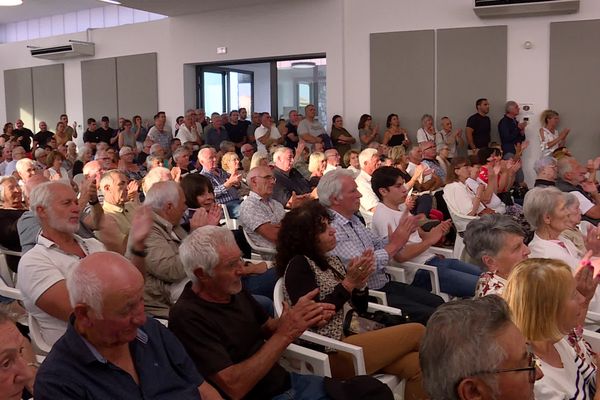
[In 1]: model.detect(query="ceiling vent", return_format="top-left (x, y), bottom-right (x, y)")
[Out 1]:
top-left (30, 40), bottom-right (95, 60)
top-left (474, 0), bottom-right (579, 18)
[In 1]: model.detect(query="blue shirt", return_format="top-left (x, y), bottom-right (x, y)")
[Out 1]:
top-left (34, 316), bottom-right (203, 399)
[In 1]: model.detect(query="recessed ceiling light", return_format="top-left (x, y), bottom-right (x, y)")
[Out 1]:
top-left (0, 0), bottom-right (23, 6)
top-left (291, 61), bottom-right (317, 69)
top-left (98, 0), bottom-right (122, 4)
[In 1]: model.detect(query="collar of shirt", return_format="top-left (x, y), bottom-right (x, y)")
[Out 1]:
top-left (37, 232), bottom-right (91, 253)
top-left (248, 190), bottom-right (270, 202)
top-left (152, 211), bottom-right (174, 234)
top-left (358, 169), bottom-right (372, 182)
top-left (103, 201), bottom-right (127, 214)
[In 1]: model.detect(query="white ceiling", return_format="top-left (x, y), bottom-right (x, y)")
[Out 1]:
top-left (0, 0), bottom-right (293, 25)
top-left (0, 0), bottom-right (102, 24)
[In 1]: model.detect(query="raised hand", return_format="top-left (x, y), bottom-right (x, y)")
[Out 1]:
top-left (129, 205), bottom-right (153, 248)
top-left (574, 251), bottom-right (600, 302)
top-left (345, 249), bottom-right (375, 290)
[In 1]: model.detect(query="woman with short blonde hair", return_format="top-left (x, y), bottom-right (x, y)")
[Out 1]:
top-left (307, 152), bottom-right (326, 189)
top-left (504, 257), bottom-right (597, 399)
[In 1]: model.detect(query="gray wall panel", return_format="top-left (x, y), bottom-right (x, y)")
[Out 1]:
top-left (437, 26), bottom-right (507, 147)
top-left (116, 53), bottom-right (158, 122)
top-left (550, 20), bottom-right (600, 161)
top-left (32, 64), bottom-right (65, 128)
top-left (4, 68), bottom-right (34, 128)
top-left (370, 30), bottom-right (435, 144)
top-left (81, 57), bottom-right (118, 124)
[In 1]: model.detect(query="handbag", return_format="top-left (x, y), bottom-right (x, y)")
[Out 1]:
top-left (343, 308), bottom-right (411, 336)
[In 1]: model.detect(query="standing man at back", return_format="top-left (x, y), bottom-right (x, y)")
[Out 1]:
top-left (466, 98), bottom-right (491, 159)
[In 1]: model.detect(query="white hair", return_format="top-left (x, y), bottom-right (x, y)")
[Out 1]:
top-left (198, 147), bottom-right (215, 161)
top-left (142, 166), bottom-right (172, 194)
top-left (29, 181), bottom-right (71, 214)
top-left (99, 169), bottom-right (123, 190)
top-left (144, 180), bottom-right (181, 211)
top-left (15, 158), bottom-right (34, 175)
top-left (523, 186), bottom-right (565, 230)
top-left (250, 151), bottom-right (268, 170)
top-left (179, 226), bottom-right (237, 283)
top-left (149, 143), bottom-right (163, 155)
top-left (358, 148), bottom-right (378, 168)
top-left (317, 168), bottom-right (355, 207)
top-left (66, 259), bottom-right (104, 315)
top-left (272, 146), bottom-right (292, 164)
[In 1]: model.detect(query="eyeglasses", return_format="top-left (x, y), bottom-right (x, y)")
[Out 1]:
top-left (422, 146), bottom-right (436, 151)
top-left (256, 175), bottom-right (276, 182)
top-left (466, 349), bottom-right (537, 384)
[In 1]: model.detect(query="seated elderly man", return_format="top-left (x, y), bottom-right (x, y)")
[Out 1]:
top-left (0, 176), bottom-right (25, 210)
top-left (355, 148), bottom-right (382, 222)
top-left (16, 181), bottom-right (150, 346)
top-left (169, 226), bottom-right (334, 400)
top-left (318, 169), bottom-right (444, 324)
top-left (130, 180), bottom-right (209, 318)
top-left (142, 166), bottom-right (172, 195)
top-left (240, 143), bottom-right (255, 172)
top-left (420, 295), bottom-right (541, 400)
top-left (464, 214), bottom-right (530, 297)
top-left (239, 166), bottom-right (285, 251)
top-left (533, 156), bottom-right (557, 188)
top-left (15, 158), bottom-right (37, 187)
top-left (98, 170), bottom-right (139, 254)
top-left (0, 308), bottom-right (35, 399)
top-left (198, 147), bottom-right (242, 218)
top-left (5, 146), bottom-right (26, 177)
top-left (34, 252), bottom-right (221, 399)
top-left (323, 148), bottom-right (341, 174)
top-left (556, 156), bottom-right (600, 224)
top-left (272, 146), bottom-right (312, 208)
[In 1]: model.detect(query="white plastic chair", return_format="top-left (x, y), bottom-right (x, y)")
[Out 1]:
top-left (220, 204), bottom-right (239, 230)
top-left (241, 226), bottom-right (276, 260)
top-left (442, 191), bottom-right (478, 259)
top-left (388, 261), bottom-right (451, 302)
top-left (273, 279), bottom-right (404, 395)
top-left (28, 314), bottom-right (52, 356)
top-left (583, 329), bottom-right (600, 352)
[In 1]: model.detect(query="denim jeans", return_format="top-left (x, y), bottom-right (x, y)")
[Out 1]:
top-left (225, 199), bottom-right (242, 219)
top-left (242, 267), bottom-right (279, 300)
top-left (412, 256), bottom-right (481, 298)
top-left (272, 373), bottom-right (329, 400)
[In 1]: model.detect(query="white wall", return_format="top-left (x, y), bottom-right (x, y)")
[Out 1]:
top-left (226, 62), bottom-right (271, 114)
top-left (2, 0), bottom-right (600, 183)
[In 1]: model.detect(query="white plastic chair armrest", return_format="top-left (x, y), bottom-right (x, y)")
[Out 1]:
top-left (300, 331), bottom-right (367, 375)
top-left (392, 262), bottom-right (442, 295)
top-left (0, 285), bottom-right (23, 301)
top-left (583, 329), bottom-right (600, 353)
top-left (367, 302), bottom-right (402, 316)
top-left (586, 311), bottom-right (600, 323)
top-left (0, 248), bottom-right (22, 257)
top-left (369, 290), bottom-right (388, 306)
top-left (430, 246), bottom-right (453, 258)
top-left (283, 343), bottom-right (332, 377)
top-left (385, 265), bottom-right (406, 283)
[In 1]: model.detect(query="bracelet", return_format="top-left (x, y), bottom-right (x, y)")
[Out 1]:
top-left (88, 198), bottom-right (100, 205)
top-left (129, 247), bottom-right (147, 257)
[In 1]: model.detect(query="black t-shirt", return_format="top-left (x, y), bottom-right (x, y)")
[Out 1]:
top-left (169, 285), bottom-right (290, 400)
top-left (285, 122), bottom-right (299, 149)
top-left (83, 129), bottom-right (100, 144)
top-left (224, 122), bottom-right (247, 144)
top-left (13, 128), bottom-right (33, 152)
top-left (33, 130), bottom-right (54, 147)
top-left (466, 113), bottom-right (491, 149)
top-left (97, 127), bottom-right (115, 145)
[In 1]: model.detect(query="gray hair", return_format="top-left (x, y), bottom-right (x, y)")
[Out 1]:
top-left (198, 147), bottom-right (215, 161)
top-left (272, 146), bottom-right (292, 164)
top-left (317, 168), bottom-right (355, 207)
top-left (66, 259), bottom-right (104, 315)
top-left (144, 180), bottom-right (181, 212)
top-left (179, 226), bottom-right (237, 282)
top-left (556, 156), bottom-right (576, 179)
top-left (533, 156), bottom-right (557, 175)
top-left (142, 166), bottom-right (172, 194)
top-left (250, 151), bottom-right (269, 170)
top-left (29, 181), bottom-right (71, 214)
top-left (505, 100), bottom-right (518, 113)
top-left (464, 214), bottom-right (525, 268)
top-left (563, 192), bottom-right (579, 209)
top-left (420, 295), bottom-right (510, 399)
top-left (149, 143), bottom-right (163, 156)
top-left (358, 148), bottom-right (378, 168)
top-left (219, 140), bottom-right (235, 152)
top-left (421, 113), bottom-right (433, 125)
top-left (523, 186), bottom-right (565, 230)
top-left (99, 169), bottom-right (123, 190)
top-left (172, 147), bottom-right (189, 161)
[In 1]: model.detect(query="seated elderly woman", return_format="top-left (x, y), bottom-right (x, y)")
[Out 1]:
top-left (221, 151), bottom-right (249, 197)
top-left (504, 258), bottom-right (598, 399)
top-left (308, 151), bottom-right (326, 189)
top-left (276, 200), bottom-right (427, 399)
top-left (562, 192), bottom-right (595, 257)
top-left (444, 157), bottom-right (496, 217)
top-left (464, 214), bottom-right (531, 297)
top-left (524, 186), bottom-right (600, 268)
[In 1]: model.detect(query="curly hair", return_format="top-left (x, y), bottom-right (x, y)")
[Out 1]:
top-left (275, 200), bottom-right (332, 277)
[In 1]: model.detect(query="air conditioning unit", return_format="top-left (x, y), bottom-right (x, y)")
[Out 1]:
top-left (30, 40), bottom-right (95, 60)
top-left (474, 0), bottom-right (579, 18)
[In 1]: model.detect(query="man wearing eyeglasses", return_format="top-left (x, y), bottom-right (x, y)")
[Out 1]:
top-left (240, 166), bottom-right (285, 251)
top-left (420, 295), bottom-right (542, 400)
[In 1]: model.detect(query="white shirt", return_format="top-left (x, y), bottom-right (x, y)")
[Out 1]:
top-left (569, 191), bottom-right (595, 215)
top-left (355, 170), bottom-right (379, 224)
top-left (346, 165), bottom-right (360, 178)
top-left (16, 233), bottom-right (106, 346)
top-left (324, 163), bottom-right (339, 175)
top-left (534, 337), bottom-right (596, 400)
top-left (372, 202), bottom-right (435, 283)
top-left (254, 124), bottom-right (281, 153)
top-left (443, 181), bottom-right (485, 216)
top-left (4, 160), bottom-right (18, 176)
top-left (176, 124), bottom-right (199, 144)
top-left (540, 127), bottom-right (561, 157)
top-left (416, 128), bottom-right (436, 143)
top-left (465, 177), bottom-right (506, 214)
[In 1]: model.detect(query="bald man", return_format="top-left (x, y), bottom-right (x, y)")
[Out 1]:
top-left (34, 252), bottom-right (221, 399)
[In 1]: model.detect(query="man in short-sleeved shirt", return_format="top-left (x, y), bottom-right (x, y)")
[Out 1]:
top-left (271, 147), bottom-right (311, 208)
top-left (297, 104), bottom-right (326, 146)
top-left (556, 156), bottom-right (600, 224)
top-left (239, 166), bottom-right (285, 249)
top-left (466, 98), bottom-right (491, 152)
